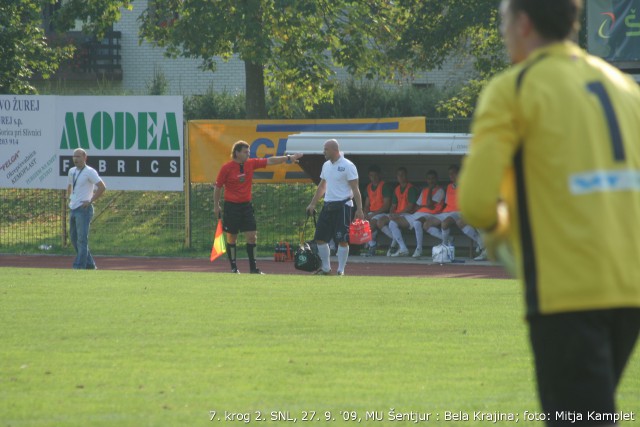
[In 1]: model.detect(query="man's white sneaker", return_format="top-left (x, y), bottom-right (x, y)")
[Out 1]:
top-left (474, 249), bottom-right (488, 261)
top-left (386, 244), bottom-right (398, 256)
top-left (412, 248), bottom-right (422, 258)
top-left (391, 249), bottom-right (410, 257)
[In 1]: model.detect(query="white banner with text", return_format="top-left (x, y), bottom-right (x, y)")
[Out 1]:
top-left (0, 95), bottom-right (183, 191)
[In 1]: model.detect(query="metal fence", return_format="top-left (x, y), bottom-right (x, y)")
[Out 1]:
top-left (0, 183), bottom-right (319, 258)
top-left (0, 118), bottom-right (471, 258)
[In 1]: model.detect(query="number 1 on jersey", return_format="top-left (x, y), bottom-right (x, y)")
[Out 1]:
top-left (586, 81), bottom-right (625, 162)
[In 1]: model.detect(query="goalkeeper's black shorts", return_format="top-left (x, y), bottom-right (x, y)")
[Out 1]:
top-left (528, 308), bottom-right (640, 426)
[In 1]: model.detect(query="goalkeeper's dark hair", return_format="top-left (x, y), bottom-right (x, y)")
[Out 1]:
top-left (507, 0), bottom-right (582, 41)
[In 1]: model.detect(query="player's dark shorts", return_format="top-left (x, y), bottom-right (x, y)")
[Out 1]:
top-left (528, 308), bottom-right (640, 426)
top-left (314, 199), bottom-right (354, 243)
top-left (223, 201), bottom-right (257, 234)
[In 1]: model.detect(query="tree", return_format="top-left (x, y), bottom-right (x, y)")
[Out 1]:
top-left (436, 8), bottom-right (508, 118)
top-left (391, 0), bottom-right (509, 118)
top-left (51, 0), bottom-right (132, 37)
top-left (0, 0), bottom-right (132, 95)
top-left (0, 0), bottom-right (69, 94)
top-left (139, 0), bottom-right (403, 118)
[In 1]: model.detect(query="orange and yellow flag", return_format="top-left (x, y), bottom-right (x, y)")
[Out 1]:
top-left (210, 220), bottom-right (226, 262)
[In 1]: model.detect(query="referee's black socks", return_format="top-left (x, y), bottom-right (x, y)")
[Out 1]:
top-left (227, 243), bottom-right (237, 271)
top-left (247, 243), bottom-right (258, 271)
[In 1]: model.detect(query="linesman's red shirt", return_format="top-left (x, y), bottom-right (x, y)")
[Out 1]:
top-left (215, 158), bottom-right (268, 203)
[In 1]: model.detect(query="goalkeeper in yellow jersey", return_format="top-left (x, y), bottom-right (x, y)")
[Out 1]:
top-left (459, 0), bottom-right (640, 425)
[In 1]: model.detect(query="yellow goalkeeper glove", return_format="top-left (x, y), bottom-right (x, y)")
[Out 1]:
top-left (480, 201), bottom-right (517, 277)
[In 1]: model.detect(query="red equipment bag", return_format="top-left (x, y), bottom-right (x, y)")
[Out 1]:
top-left (349, 219), bottom-right (372, 245)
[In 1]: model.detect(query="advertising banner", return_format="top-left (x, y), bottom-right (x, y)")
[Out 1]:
top-left (188, 117), bottom-right (425, 184)
top-left (0, 95), bottom-right (184, 191)
top-left (587, 0), bottom-right (640, 62)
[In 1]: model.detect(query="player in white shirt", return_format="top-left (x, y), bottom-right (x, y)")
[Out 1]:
top-left (306, 139), bottom-right (364, 275)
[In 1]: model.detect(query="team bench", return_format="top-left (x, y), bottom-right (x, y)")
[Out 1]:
top-left (370, 227), bottom-right (477, 258)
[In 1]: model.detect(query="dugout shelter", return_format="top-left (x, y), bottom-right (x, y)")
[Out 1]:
top-left (286, 132), bottom-right (477, 256)
top-left (285, 132), bottom-right (470, 185)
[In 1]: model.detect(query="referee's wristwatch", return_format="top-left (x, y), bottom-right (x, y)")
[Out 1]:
top-left (286, 154), bottom-right (292, 164)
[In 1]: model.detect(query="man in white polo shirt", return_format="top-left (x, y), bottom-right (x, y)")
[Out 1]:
top-left (306, 139), bottom-right (364, 275)
top-left (67, 148), bottom-right (106, 270)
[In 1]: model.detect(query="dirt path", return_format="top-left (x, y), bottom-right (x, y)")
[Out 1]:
top-left (0, 254), bottom-right (511, 279)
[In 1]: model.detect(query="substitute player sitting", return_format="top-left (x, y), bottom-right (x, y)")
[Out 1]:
top-left (362, 165), bottom-right (393, 256)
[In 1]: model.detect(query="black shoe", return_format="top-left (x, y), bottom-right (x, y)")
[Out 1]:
top-left (250, 269), bottom-right (265, 275)
top-left (231, 268), bottom-right (240, 274)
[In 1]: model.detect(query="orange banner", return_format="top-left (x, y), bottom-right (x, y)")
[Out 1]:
top-left (188, 117), bottom-right (426, 184)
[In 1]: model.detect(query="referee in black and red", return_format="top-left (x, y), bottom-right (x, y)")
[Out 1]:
top-left (214, 140), bottom-right (303, 274)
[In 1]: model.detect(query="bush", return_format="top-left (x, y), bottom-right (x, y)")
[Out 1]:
top-left (184, 88), bottom-right (246, 120)
top-left (184, 79), bottom-right (454, 120)
top-left (304, 80), bottom-right (450, 119)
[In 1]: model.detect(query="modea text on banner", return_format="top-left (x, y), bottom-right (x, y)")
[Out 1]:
top-left (0, 95), bottom-right (183, 191)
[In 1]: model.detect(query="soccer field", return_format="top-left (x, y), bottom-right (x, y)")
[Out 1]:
top-left (1, 268), bottom-right (638, 426)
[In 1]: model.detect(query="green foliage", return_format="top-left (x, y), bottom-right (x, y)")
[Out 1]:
top-left (35, 77), bottom-right (132, 96)
top-left (4, 0), bottom-right (506, 116)
top-left (139, 0), bottom-right (408, 118)
top-left (0, 0), bottom-right (131, 94)
top-left (0, 0), bottom-right (73, 93)
top-left (184, 80), bottom-right (452, 121)
top-left (303, 80), bottom-right (449, 119)
top-left (51, 0), bottom-right (133, 38)
top-left (184, 88), bottom-right (246, 120)
top-left (0, 189), bottom-right (63, 252)
top-left (437, 9), bottom-right (509, 118)
top-left (385, 1), bottom-right (511, 119)
top-left (145, 66), bottom-right (169, 95)
top-left (393, 0), bottom-right (498, 71)
top-left (0, 185), bottom-right (320, 258)
top-left (139, 0), bottom-right (508, 119)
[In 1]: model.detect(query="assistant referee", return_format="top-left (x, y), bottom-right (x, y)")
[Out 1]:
top-left (214, 141), bottom-right (302, 274)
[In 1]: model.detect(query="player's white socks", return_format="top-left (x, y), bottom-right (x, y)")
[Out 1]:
top-left (317, 242), bottom-right (331, 272)
top-left (380, 225), bottom-right (393, 239)
top-left (413, 221), bottom-right (424, 249)
top-left (337, 245), bottom-right (349, 274)
top-left (441, 228), bottom-right (450, 245)
top-left (427, 226), bottom-right (443, 240)
top-left (462, 225), bottom-right (482, 248)
top-left (389, 221), bottom-right (407, 252)
top-left (369, 230), bottom-right (378, 248)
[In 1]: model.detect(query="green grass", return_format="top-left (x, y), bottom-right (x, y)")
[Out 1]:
top-left (1, 269), bottom-right (638, 426)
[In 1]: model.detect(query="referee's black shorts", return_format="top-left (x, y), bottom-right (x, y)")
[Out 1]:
top-left (314, 200), bottom-right (354, 243)
top-left (528, 308), bottom-right (640, 426)
top-left (223, 201), bottom-right (257, 234)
